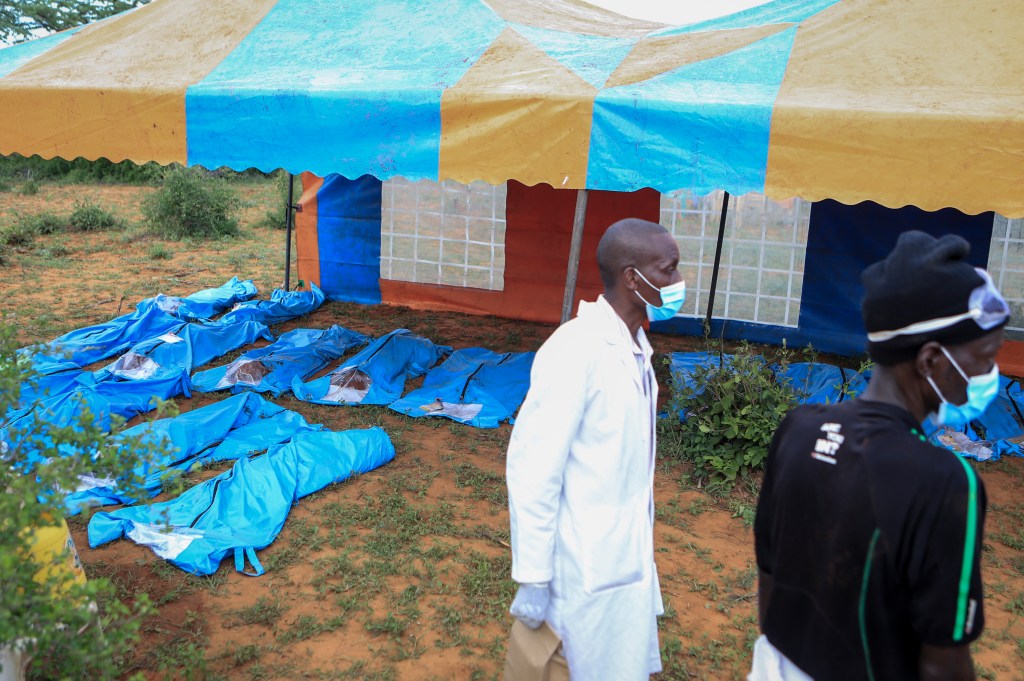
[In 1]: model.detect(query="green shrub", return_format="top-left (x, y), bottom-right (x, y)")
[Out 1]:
top-left (20, 179), bottom-right (39, 195)
top-left (22, 212), bottom-right (66, 236)
top-left (0, 178), bottom-right (12, 192)
top-left (257, 170), bottom-right (296, 230)
top-left (69, 201), bottom-right (123, 232)
top-left (147, 243), bottom-right (172, 260)
top-left (142, 166), bottom-right (240, 239)
top-left (0, 154), bottom-right (163, 185)
top-left (0, 323), bottom-right (171, 679)
top-left (659, 342), bottom-right (801, 486)
top-left (41, 241), bottom-right (70, 258)
top-left (0, 222), bottom-right (40, 247)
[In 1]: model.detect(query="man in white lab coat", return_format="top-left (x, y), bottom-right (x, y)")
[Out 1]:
top-left (506, 218), bottom-right (685, 680)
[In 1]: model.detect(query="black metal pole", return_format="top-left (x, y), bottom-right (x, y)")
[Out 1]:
top-left (704, 191), bottom-right (730, 329)
top-left (283, 172), bottom-right (295, 291)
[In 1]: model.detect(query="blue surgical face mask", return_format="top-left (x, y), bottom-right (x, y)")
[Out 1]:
top-left (926, 346), bottom-right (1000, 428)
top-left (632, 267), bottom-right (685, 322)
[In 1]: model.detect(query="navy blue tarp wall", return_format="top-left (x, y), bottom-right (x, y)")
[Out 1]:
top-left (655, 200), bottom-right (995, 356)
top-left (296, 174), bottom-right (383, 305)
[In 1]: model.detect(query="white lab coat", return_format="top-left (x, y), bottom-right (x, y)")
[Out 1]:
top-left (507, 295), bottom-right (663, 680)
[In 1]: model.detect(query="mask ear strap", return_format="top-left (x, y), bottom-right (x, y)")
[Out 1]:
top-left (925, 374), bottom-right (948, 405)
top-left (631, 267), bottom-right (656, 291)
top-left (939, 346), bottom-right (971, 382)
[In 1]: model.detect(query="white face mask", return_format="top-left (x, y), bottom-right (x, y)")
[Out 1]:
top-left (632, 267), bottom-right (686, 322)
top-left (926, 346), bottom-right (1000, 428)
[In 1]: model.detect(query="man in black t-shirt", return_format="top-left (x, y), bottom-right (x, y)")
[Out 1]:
top-left (752, 231), bottom-right (1011, 681)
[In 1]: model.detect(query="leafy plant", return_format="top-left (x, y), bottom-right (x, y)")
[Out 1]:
top-left (0, 324), bottom-right (172, 679)
top-left (256, 170), bottom-right (296, 230)
top-left (19, 179), bottom-right (39, 196)
top-left (142, 166), bottom-right (240, 239)
top-left (18, 212), bottom-right (64, 236)
top-left (660, 341), bottom-right (800, 486)
top-left (0, 1), bottom-right (151, 45)
top-left (69, 201), bottom-right (123, 232)
top-left (147, 243), bottom-right (172, 260)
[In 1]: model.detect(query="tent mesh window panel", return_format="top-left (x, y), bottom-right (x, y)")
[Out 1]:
top-left (380, 178), bottom-right (506, 291)
top-left (989, 215), bottom-right (1024, 339)
top-left (661, 191), bottom-right (811, 327)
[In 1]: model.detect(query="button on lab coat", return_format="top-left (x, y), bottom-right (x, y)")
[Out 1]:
top-left (507, 295), bottom-right (663, 680)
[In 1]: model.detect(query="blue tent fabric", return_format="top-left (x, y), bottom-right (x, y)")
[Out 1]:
top-left (587, 27), bottom-right (798, 196)
top-left (88, 427), bottom-right (395, 576)
top-left (212, 283), bottom-right (325, 326)
top-left (292, 329), bottom-right (450, 406)
top-left (190, 325), bottom-right (368, 397)
top-left (96, 320), bottom-right (273, 381)
top-left (306, 175), bottom-right (384, 304)
top-left (64, 393), bottom-right (320, 513)
top-left (388, 348), bottom-right (534, 428)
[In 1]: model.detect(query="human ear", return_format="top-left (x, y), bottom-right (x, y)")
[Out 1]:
top-left (915, 341), bottom-right (944, 379)
top-left (622, 266), bottom-right (639, 291)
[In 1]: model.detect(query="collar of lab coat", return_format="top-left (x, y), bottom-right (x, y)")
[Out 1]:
top-left (579, 296), bottom-right (654, 386)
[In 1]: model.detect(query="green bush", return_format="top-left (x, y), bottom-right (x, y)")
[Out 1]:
top-left (257, 170), bottom-right (296, 230)
top-left (142, 166), bottom-right (240, 239)
top-left (68, 201), bottom-right (123, 232)
top-left (21, 212), bottom-right (65, 236)
top-left (41, 241), bottom-right (70, 258)
top-left (0, 155), bottom-right (163, 185)
top-left (0, 178), bottom-right (12, 192)
top-left (20, 179), bottom-right (39, 195)
top-left (147, 243), bottom-right (172, 260)
top-left (659, 342), bottom-right (801, 486)
top-left (0, 323), bottom-right (174, 679)
top-left (0, 221), bottom-right (41, 247)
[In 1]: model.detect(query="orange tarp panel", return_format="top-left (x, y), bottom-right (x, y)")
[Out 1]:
top-left (294, 172), bottom-right (323, 290)
top-left (998, 341), bottom-right (1024, 379)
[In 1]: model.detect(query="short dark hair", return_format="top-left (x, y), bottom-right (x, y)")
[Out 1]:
top-left (597, 218), bottom-right (669, 289)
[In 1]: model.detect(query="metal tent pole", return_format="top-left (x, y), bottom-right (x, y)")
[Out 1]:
top-left (704, 191), bottom-right (730, 329)
top-left (561, 189), bottom-right (590, 324)
top-left (283, 172), bottom-right (295, 291)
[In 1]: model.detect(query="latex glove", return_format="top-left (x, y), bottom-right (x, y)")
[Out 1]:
top-left (509, 582), bottom-right (550, 629)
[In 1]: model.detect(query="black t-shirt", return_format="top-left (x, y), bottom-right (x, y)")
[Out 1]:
top-left (755, 399), bottom-right (986, 680)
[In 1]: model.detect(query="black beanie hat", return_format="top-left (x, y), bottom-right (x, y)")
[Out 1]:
top-left (861, 231), bottom-right (999, 365)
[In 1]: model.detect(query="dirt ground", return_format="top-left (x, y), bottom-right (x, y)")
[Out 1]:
top-left (3, 181), bottom-right (1024, 680)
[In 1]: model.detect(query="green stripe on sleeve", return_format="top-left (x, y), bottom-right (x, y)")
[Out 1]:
top-left (859, 528), bottom-right (881, 681)
top-left (952, 457), bottom-right (979, 642)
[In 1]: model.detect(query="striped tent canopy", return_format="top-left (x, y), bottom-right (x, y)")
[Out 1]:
top-left (0, 0), bottom-right (1021, 216)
